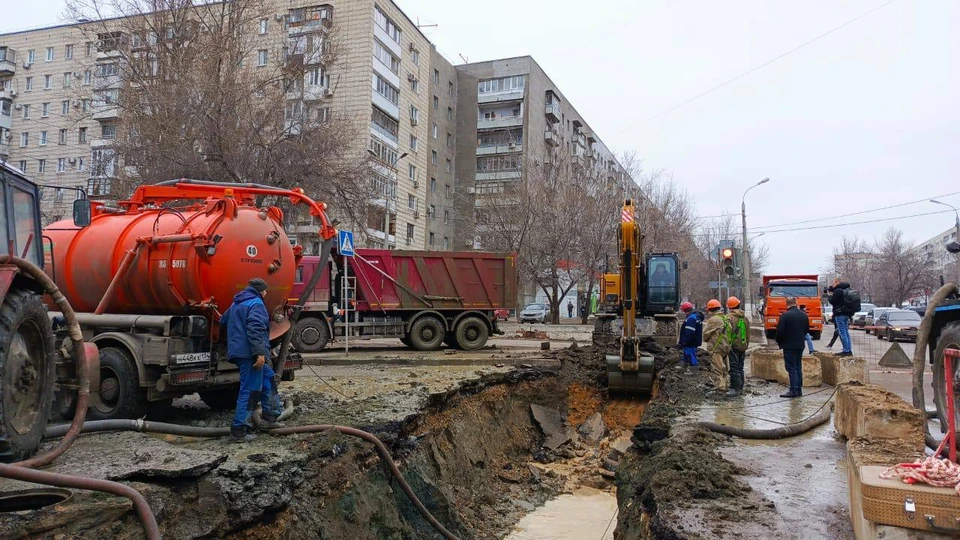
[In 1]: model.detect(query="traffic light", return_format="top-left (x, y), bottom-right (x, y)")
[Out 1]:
top-left (721, 247), bottom-right (736, 276)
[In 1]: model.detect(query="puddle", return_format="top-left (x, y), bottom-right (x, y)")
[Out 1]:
top-left (505, 489), bottom-right (617, 540)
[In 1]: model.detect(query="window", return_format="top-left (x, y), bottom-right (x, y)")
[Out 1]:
top-left (63, 72), bottom-right (72, 88)
top-left (54, 188), bottom-right (64, 203)
top-left (477, 129), bottom-right (523, 147)
top-left (409, 134), bottom-right (418, 152)
top-left (445, 159), bottom-right (451, 173)
top-left (44, 75), bottom-right (52, 89)
top-left (443, 210), bottom-right (449, 225)
top-left (58, 129), bottom-right (67, 144)
top-left (371, 105), bottom-right (399, 144)
top-left (101, 124), bottom-right (117, 139)
top-left (77, 157), bottom-right (85, 171)
top-left (19, 132), bottom-right (28, 147)
top-left (82, 99), bottom-right (90, 112)
top-left (428, 204), bottom-right (436, 219)
top-left (433, 69), bottom-right (440, 84)
top-left (65, 44), bottom-right (73, 59)
top-left (39, 131), bottom-right (47, 145)
top-left (27, 50), bottom-right (35, 64)
top-left (83, 70), bottom-right (91, 85)
top-left (62, 100), bottom-right (69, 115)
top-left (97, 63), bottom-right (118, 77)
top-left (408, 164), bottom-right (416, 180)
top-left (409, 75), bottom-right (418, 93)
top-left (447, 107), bottom-right (453, 121)
top-left (446, 133), bottom-right (452, 148)
top-left (259, 19), bottom-right (268, 34)
top-left (406, 223), bottom-right (414, 241)
top-left (407, 194), bottom-right (415, 209)
top-left (430, 177), bottom-right (436, 192)
top-left (373, 40), bottom-right (399, 74)
top-left (445, 183), bottom-right (452, 197)
top-left (432, 95), bottom-right (438, 110)
top-left (257, 49), bottom-right (268, 66)
top-left (443, 237), bottom-right (449, 250)
top-left (412, 49), bottom-right (420, 65)
top-left (41, 103), bottom-right (49, 117)
top-left (431, 150), bottom-right (438, 165)
top-left (45, 47), bottom-right (54, 62)
top-left (21, 104), bottom-right (29, 119)
top-left (369, 137), bottom-right (398, 165)
top-left (429, 232), bottom-right (435, 245)
top-left (409, 105), bottom-right (419, 125)
top-left (78, 127), bottom-right (87, 143)
top-left (37, 159), bottom-right (46, 173)
top-left (91, 148), bottom-right (117, 177)
top-left (12, 187), bottom-right (39, 265)
top-left (57, 158), bottom-right (66, 172)
top-left (374, 74), bottom-right (399, 105)
top-left (374, 6), bottom-right (401, 44)
top-left (477, 75), bottom-right (525, 94)
top-left (18, 160), bottom-right (27, 172)
top-left (476, 155), bottom-right (522, 172)
top-left (94, 89), bottom-right (119, 106)
top-left (25, 77), bottom-right (33, 91)
top-left (448, 81), bottom-right (454, 96)
top-left (432, 123), bottom-right (438, 138)
top-left (85, 42), bottom-right (93, 56)
top-left (307, 67), bottom-right (324, 86)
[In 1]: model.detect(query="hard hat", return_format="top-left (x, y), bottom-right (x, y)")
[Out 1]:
top-left (680, 301), bottom-right (694, 312)
top-left (706, 299), bottom-right (722, 310)
top-left (726, 297), bottom-right (741, 309)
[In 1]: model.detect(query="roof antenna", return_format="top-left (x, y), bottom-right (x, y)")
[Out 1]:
top-left (459, 53), bottom-right (468, 64)
top-left (416, 17), bottom-right (437, 29)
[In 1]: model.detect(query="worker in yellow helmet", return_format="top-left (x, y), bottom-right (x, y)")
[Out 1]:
top-left (702, 299), bottom-right (731, 397)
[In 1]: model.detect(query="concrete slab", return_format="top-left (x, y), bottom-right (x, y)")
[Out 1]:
top-left (816, 352), bottom-right (869, 385)
top-left (834, 384), bottom-right (924, 447)
top-left (530, 404), bottom-right (574, 450)
top-left (749, 348), bottom-right (823, 387)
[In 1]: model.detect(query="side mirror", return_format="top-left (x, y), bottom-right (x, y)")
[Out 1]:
top-left (682, 261), bottom-right (688, 270)
top-left (72, 199), bottom-right (91, 227)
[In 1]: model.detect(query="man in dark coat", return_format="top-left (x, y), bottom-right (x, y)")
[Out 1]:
top-left (828, 278), bottom-right (854, 356)
top-left (776, 296), bottom-right (810, 398)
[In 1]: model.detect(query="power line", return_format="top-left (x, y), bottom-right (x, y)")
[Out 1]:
top-left (752, 190), bottom-right (960, 231)
top-left (620, 0), bottom-right (898, 130)
top-left (752, 208), bottom-right (954, 234)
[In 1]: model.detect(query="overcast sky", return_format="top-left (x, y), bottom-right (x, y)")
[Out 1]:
top-left (4, 0), bottom-right (958, 276)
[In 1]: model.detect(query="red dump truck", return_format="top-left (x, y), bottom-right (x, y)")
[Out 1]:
top-left (289, 249), bottom-right (516, 352)
top-left (761, 274), bottom-right (824, 339)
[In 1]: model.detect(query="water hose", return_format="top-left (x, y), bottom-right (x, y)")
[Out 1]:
top-left (44, 417), bottom-right (461, 540)
top-left (699, 406), bottom-right (833, 439)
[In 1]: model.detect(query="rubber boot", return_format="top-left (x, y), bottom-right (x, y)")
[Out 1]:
top-left (230, 426), bottom-right (257, 443)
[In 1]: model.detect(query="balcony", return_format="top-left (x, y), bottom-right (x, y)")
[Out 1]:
top-left (370, 123), bottom-right (399, 148)
top-left (0, 47), bottom-right (15, 77)
top-left (477, 115), bottom-right (523, 130)
top-left (476, 170), bottom-right (522, 182)
top-left (476, 142), bottom-right (521, 156)
top-left (586, 131), bottom-right (596, 144)
top-left (92, 104), bottom-right (120, 121)
top-left (545, 102), bottom-right (561, 123)
top-left (0, 139), bottom-right (9, 159)
top-left (544, 130), bottom-right (559, 147)
top-left (477, 89), bottom-right (523, 104)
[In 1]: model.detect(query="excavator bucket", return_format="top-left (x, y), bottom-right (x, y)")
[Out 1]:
top-left (605, 352), bottom-right (655, 394)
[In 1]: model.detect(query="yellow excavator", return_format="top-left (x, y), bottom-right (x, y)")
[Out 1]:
top-left (595, 199), bottom-right (681, 394)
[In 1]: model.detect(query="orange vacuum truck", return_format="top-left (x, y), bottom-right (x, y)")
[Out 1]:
top-left (761, 274), bottom-right (824, 340)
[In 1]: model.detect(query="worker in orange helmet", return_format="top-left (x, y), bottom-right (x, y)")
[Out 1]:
top-left (725, 297), bottom-right (750, 397)
top-left (701, 299), bottom-right (731, 397)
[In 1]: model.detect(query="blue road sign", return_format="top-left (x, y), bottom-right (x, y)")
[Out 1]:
top-left (338, 230), bottom-right (355, 257)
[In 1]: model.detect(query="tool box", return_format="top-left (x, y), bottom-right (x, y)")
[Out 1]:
top-left (860, 465), bottom-right (960, 533)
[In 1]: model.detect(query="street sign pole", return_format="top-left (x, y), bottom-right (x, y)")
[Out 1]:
top-left (338, 231), bottom-right (355, 358)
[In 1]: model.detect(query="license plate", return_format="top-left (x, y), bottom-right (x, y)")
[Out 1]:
top-left (172, 352), bottom-right (211, 365)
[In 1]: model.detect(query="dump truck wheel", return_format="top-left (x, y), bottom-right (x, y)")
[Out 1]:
top-left (292, 317), bottom-right (329, 353)
top-left (200, 387), bottom-right (239, 410)
top-left (0, 289), bottom-right (56, 462)
top-left (933, 324), bottom-right (960, 433)
top-left (409, 317), bottom-right (444, 351)
top-left (455, 317), bottom-right (489, 351)
top-left (89, 347), bottom-right (148, 420)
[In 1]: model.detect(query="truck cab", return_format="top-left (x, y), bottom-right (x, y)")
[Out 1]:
top-left (761, 274), bottom-right (824, 339)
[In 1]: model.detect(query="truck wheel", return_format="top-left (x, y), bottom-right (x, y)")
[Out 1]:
top-left (934, 324), bottom-right (960, 433)
top-left (409, 317), bottom-right (444, 351)
top-left (292, 317), bottom-right (329, 353)
top-left (199, 388), bottom-right (239, 410)
top-left (455, 317), bottom-right (489, 351)
top-left (89, 347), bottom-right (148, 420)
top-left (0, 289), bottom-right (56, 461)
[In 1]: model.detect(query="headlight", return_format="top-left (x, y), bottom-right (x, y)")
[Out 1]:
top-left (893, 327), bottom-right (901, 331)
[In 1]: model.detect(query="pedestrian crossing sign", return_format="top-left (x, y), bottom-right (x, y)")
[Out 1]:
top-left (338, 230), bottom-right (355, 257)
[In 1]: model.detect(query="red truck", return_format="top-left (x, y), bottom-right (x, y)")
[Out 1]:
top-left (761, 274), bottom-right (824, 339)
top-left (289, 249), bottom-right (517, 352)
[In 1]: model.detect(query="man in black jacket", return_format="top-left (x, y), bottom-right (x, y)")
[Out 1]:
top-left (828, 278), bottom-right (853, 357)
top-left (776, 297), bottom-right (809, 398)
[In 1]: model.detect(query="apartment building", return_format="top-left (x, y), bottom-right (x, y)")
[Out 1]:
top-left (0, 0), bottom-right (449, 250)
top-left (915, 225), bottom-right (959, 275)
top-left (424, 47), bottom-right (457, 251)
top-left (453, 56), bottom-right (630, 249)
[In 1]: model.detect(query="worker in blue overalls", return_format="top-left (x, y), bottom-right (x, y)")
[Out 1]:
top-left (222, 278), bottom-right (282, 442)
top-left (678, 301), bottom-right (703, 368)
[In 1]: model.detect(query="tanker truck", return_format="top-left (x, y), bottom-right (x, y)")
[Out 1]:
top-left (43, 181), bottom-right (336, 420)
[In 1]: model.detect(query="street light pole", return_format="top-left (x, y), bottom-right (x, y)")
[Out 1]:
top-left (742, 178), bottom-right (770, 316)
top-left (931, 199), bottom-right (960, 283)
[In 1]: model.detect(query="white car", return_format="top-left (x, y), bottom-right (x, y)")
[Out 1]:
top-left (852, 303), bottom-right (877, 327)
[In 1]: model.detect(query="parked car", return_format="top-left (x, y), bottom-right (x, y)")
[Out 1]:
top-left (494, 308), bottom-right (510, 321)
top-left (875, 309), bottom-right (922, 342)
top-left (823, 305), bottom-right (833, 324)
top-left (907, 305), bottom-right (927, 318)
top-left (852, 303), bottom-right (878, 327)
top-left (519, 304), bottom-right (549, 324)
top-left (865, 307), bottom-right (897, 335)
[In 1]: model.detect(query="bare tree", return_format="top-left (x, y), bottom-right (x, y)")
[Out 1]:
top-left (65, 0), bottom-right (376, 238)
top-left (871, 228), bottom-right (937, 307)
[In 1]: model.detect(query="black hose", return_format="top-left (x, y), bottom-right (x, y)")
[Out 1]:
top-left (44, 418), bottom-right (461, 540)
top-left (699, 406), bottom-right (832, 440)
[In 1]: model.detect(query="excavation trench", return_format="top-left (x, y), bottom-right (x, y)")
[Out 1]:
top-left (0, 345), bottom-right (660, 539)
